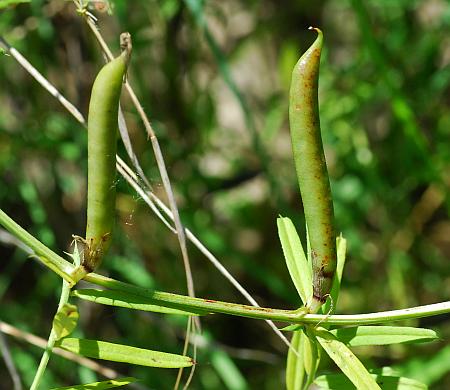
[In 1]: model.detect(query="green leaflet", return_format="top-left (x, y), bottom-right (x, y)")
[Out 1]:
top-left (280, 324), bottom-right (439, 349)
top-left (331, 326), bottom-right (439, 346)
top-left (65, 242), bottom-right (82, 267)
top-left (286, 331), bottom-right (305, 390)
top-left (314, 327), bottom-right (381, 390)
top-left (281, 324), bottom-right (303, 332)
top-left (72, 288), bottom-right (207, 316)
top-left (285, 330), bottom-right (320, 389)
top-left (303, 329), bottom-right (320, 382)
top-left (313, 373), bottom-right (427, 390)
top-left (56, 338), bottom-right (194, 368)
top-left (323, 235), bottom-right (347, 313)
top-left (277, 216), bottom-right (312, 305)
top-left (50, 377), bottom-right (137, 390)
top-left (52, 303), bottom-right (79, 341)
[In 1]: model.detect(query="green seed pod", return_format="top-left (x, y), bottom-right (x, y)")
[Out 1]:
top-left (71, 33), bottom-right (131, 282)
top-left (289, 28), bottom-right (336, 313)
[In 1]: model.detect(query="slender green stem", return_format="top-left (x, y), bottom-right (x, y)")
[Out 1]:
top-left (84, 273), bottom-right (295, 320)
top-left (0, 209), bottom-right (75, 285)
top-left (30, 281), bottom-right (71, 390)
top-left (2, 207), bottom-right (449, 327)
top-left (84, 273), bottom-right (450, 326)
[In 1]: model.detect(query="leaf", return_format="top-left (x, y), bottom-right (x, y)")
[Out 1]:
top-left (277, 217), bottom-right (312, 304)
top-left (65, 240), bottom-right (83, 267)
top-left (280, 324), bottom-right (303, 332)
top-left (0, 0), bottom-right (30, 9)
top-left (306, 224), bottom-right (312, 267)
top-left (303, 329), bottom-right (320, 380)
top-left (314, 328), bottom-right (381, 390)
top-left (51, 377), bottom-right (137, 389)
top-left (56, 338), bottom-right (194, 368)
top-left (331, 326), bottom-right (439, 346)
top-left (72, 289), bottom-right (206, 316)
top-left (313, 373), bottom-right (427, 389)
top-left (286, 331), bottom-right (305, 390)
top-left (53, 303), bottom-right (79, 340)
top-left (323, 235), bottom-right (347, 313)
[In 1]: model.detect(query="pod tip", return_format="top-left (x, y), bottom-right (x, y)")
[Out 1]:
top-left (307, 26), bottom-right (323, 44)
top-left (120, 32), bottom-right (132, 65)
top-left (308, 26), bottom-right (322, 34)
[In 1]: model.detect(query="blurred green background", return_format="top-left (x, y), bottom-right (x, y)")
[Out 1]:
top-left (0, 0), bottom-right (449, 388)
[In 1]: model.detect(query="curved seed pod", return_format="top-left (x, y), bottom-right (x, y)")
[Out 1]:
top-left (289, 28), bottom-right (336, 313)
top-left (71, 33), bottom-right (132, 282)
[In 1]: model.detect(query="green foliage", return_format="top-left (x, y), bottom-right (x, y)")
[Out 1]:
top-left (1, 0), bottom-right (450, 388)
top-left (277, 216), bottom-right (312, 305)
top-left (314, 367), bottom-right (428, 390)
top-left (314, 327), bottom-right (381, 390)
top-left (56, 338), bottom-right (194, 368)
top-left (51, 377), bottom-right (137, 389)
top-left (330, 326), bottom-right (439, 346)
top-left (52, 303), bottom-right (79, 340)
top-left (314, 372), bottom-right (427, 390)
top-left (72, 288), bottom-right (205, 315)
top-left (279, 216), bottom-right (433, 388)
top-left (286, 331), bottom-right (305, 390)
top-left (323, 235), bottom-right (347, 314)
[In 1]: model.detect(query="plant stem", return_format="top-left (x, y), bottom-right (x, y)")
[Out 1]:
top-left (2, 206), bottom-right (449, 327)
top-left (30, 281), bottom-right (71, 390)
top-left (0, 209), bottom-right (75, 285)
top-left (84, 273), bottom-right (450, 326)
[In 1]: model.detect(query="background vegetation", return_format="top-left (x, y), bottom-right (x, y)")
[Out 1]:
top-left (0, 0), bottom-right (449, 388)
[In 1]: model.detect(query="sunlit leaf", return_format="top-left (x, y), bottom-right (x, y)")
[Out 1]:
top-left (314, 328), bottom-right (381, 390)
top-left (323, 235), bottom-right (347, 313)
top-left (65, 240), bottom-right (83, 267)
top-left (72, 288), bottom-right (206, 316)
top-left (313, 372), bottom-right (427, 389)
top-left (280, 324), bottom-right (303, 332)
top-left (306, 225), bottom-right (312, 267)
top-left (331, 326), bottom-right (439, 346)
top-left (286, 331), bottom-right (305, 390)
top-left (303, 329), bottom-right (320, 380)
top-left (50, 377), bottom-right (137, 389)
top-left (53, 303), bottom-right (78, 340)
top-left (56, 338), bottom-right (194, 368)
top-left (277, 217), bottom-right (312, 304)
